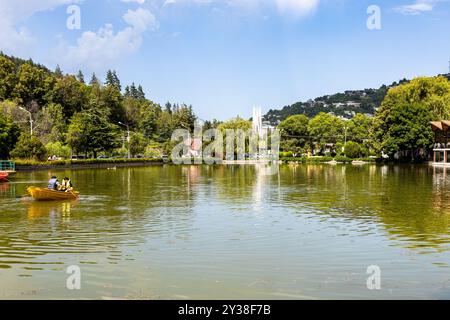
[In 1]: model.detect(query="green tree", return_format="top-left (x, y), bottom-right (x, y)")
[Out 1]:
top-left (137, 85), bottom-right (145, 100)
top-left (100, 85), bottom-right (125, 124)
top-left (45, 141), bottom-right (71, 159)
top-left (348, 113), bottom-right (373, 144)
top-left (172, 104), bottom-right (197, 131)
top-left (156, 110), bottom-right (175, 141)
top-left (374, 76), bottom-right (450, 160)
top-left (36, 103), bottom-right (66, 143)
top-left (218, 116), bottom-right (252, 132)
top-left (89, 73), bottom-right (100, 86)
top-left (308, 112), bottom-right (345, 153)
top-left (140, 101), bottom-right (162, 138)
top-left (12, 63), bottom-right (49, 106)
top-left (344, 141), bottom-right (361, 159)
top-left (48, 75), bottom-right (87, 118)
top-left (278, 114), bottom-right (309, 152)
top-left (0, 56), bottom-right (17, 100)
top-left (55, 65), bottom-right (63, 78)
top-left (377, 76), bottom-right (450, 121)
top-left (377, 102), bottom-right (433, 161)
top-left (106, 70), bottom-right (121, 92)
top-left (76, 70), bottom-right (85, 84)
top-left (128, 132), bottom-right (147, 157)
top-left (0, 113), bottom-right (21, 159)
top-left (67, 109), bottom-right (120, 158)
top-left (11, 133), bottom-right (47, 160)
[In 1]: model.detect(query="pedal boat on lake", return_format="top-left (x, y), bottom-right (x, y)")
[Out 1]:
top-left (0, 171), bottom-right (8, 182)
top-left (27, 186), bottom-right (79, 201)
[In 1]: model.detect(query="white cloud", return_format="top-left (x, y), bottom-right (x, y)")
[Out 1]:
top-left (394, 0), bottom-right (435, 15)
top-left (0, 0), bottom-right (82, 56)
top-left (274, 0), bottom-right (319, 16)
top-left (162, 0), bottom-right (320, 17)
top-left (122, 0), bottom-right (146, 4)
top-left (56, 8), bottom-right (158, 73)
top-left (123, 8), bottom-right (158, 31)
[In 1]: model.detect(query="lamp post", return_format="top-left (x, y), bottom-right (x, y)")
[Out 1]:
top-left (118, 122), bottom-right (131, 159)
top-left (19, 107), bottom-right (33, 135)
top-left (343, 126), bottom-right (348, 156)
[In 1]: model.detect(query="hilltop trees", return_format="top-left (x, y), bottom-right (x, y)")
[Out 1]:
top-left (76, 70), bottom-right (85, 83)
top-left (0, 53), bottom-right (204, 160)
top-left (0, 56), bottom-right (16, 101)
top-left (11, 63), bottom-right (51, 107)
top-left (49, 75), bottom-right (87, 118)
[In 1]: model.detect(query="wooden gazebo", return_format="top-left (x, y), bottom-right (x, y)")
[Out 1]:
top-left (430, 121), bottom-right (450, 164)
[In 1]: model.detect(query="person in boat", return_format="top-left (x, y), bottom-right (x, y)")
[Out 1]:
top-left (60, 177), bottom-right (74, 192)
top-left (48, 176), bottom-right (61, 190)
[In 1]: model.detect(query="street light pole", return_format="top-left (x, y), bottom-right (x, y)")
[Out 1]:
top-left (343, 126), bottom-right (348, 156)
top-left (19, 107), bottom-right (33, 135)
top-left (118, 122), bottom-right (131, 159)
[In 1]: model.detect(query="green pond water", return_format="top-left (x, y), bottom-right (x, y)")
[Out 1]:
top-left (1, 164), bottom-right (450, 299)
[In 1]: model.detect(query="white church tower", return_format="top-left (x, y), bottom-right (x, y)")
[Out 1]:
top-left (252, 106), bottom-right (264, 138)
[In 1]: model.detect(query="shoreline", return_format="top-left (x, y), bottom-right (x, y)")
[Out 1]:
top-left (9, 158), bottom-right (435, 172)
top-left (14, 159), bottom-right (165, 172)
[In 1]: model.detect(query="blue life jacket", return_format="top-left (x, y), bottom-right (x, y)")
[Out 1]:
top-left (48, 178), bottom-right (59, 190)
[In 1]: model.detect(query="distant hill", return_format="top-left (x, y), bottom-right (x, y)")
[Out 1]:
top-left (263, 75), bottom-right (450, 125)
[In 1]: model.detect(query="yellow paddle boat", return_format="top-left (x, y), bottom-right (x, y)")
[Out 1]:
top-left (27, 186), bottom-right (79, 201)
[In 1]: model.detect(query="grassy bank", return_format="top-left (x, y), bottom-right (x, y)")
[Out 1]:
top-left (280, 156), bottom-right (377, 164)
top-left (11, 156), bottom-right (380, 171)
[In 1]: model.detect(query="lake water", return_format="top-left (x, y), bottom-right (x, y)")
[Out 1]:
top-left (1, 164), bottom-right (450, 299)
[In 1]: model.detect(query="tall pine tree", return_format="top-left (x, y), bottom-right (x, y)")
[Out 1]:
top-left (90, 73), bottom-right (99, 86)
top-left (77, 70), bottom-right (85, 83)
top-left (55, 65), bottom-right (63, 78)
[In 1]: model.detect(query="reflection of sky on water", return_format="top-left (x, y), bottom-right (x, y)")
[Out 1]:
top-left (1, 164), bottom-right (450, 299)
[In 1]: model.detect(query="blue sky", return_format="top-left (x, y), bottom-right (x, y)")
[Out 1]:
top-left (0, 0), bottom-right (449, 120)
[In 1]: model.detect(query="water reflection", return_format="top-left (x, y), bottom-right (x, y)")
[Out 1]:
top-left (279, 164), bottom-right (450, 252)
top-left (26, 201), bottom-right (74, 220)
top-left (1, 164), bottom-right (450, 299)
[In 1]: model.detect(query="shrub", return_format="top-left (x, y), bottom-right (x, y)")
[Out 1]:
top-left (281, 156), bottom-right (334, 163)
top-left (14, 158), bottom-right (163, 167)
top-left (344, 141), bottom-right (361, 159)
top-left (280, 151), bottom-right (294, 158)
top-left (45, 141), bottom-right (71, 159)
top-left (145, 146), bottom-right (163, 158)
top-left (11, 134), bottom-right (47, 161)
top-left (334, 155), bottom-right (353, 163)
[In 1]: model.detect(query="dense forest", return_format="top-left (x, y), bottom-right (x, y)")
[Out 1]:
top-left (0, 52), bottom-right (198, 160)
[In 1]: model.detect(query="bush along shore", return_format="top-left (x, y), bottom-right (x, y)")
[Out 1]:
top-left (280, 156), bottom-right (377, 164)
top-left (14, 158), bottom-right (165, 171)
top-left (11, 156), bottom-right (380, 171)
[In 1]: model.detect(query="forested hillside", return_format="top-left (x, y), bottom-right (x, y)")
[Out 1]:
top-left (0, 52), bottom-right (197, 160)
top-left (264, 80), bottom-right (409, 125)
